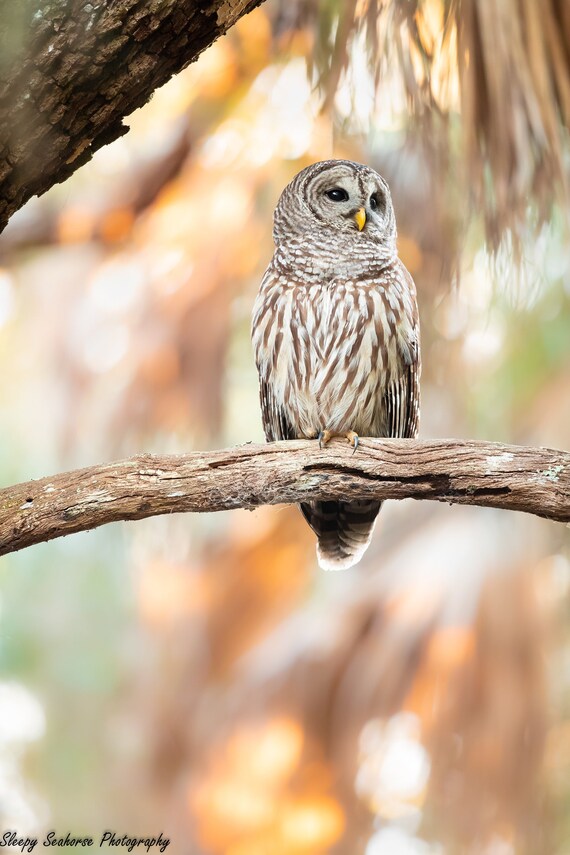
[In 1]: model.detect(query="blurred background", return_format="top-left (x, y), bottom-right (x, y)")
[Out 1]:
top-left (0, 1), bottom-right (569, 852)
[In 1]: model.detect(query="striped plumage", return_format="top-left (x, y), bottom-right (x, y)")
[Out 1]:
top-left (252, 160), bottom-right (420, 570)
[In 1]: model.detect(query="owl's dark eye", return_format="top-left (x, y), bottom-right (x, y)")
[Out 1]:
top-left (325, 187), bottom-right (349, 202)
top-left (370, 193), bottom-right (379, 210)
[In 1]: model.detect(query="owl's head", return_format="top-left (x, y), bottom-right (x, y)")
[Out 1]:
top-left (273, 160), bottom-right (397, 248)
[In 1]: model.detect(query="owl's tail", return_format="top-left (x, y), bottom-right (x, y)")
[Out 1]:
top-left (300, 500), bottom-right (382, 571)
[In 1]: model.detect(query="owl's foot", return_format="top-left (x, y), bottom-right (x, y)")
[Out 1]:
top-left (345, 430), bottom-right (359, 452)
top-left (318, 429), bottom-right (359, 452)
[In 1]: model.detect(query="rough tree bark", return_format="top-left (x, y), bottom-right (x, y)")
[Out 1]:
top-left (0, 0), bottom-right (264, 234)
top-left (0, 438), bottom-right (568, 557)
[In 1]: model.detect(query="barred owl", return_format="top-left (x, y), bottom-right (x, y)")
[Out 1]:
top-left (251, 160), bottom-right (420, 570)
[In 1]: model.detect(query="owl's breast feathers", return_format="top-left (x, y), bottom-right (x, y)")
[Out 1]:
top-left (252, 251), bottom-right (420, 443)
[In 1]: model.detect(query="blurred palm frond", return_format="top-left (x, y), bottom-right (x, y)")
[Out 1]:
top-left (280, 0), bottom-right (570, 244)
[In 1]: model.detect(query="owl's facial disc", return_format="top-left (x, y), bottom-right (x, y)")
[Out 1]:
top-left (273, 160), bottom-right (396, 249)
top-left (309, 165), bottom-right (392, 241)
top-left (320, 181), bottom-right (368, 232)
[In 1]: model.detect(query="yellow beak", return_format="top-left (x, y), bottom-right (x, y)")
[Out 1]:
top-left (354, 208), bottom-right (366, 231)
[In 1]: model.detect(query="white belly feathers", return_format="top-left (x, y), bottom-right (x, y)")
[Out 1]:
top-left (267, 283), bottom-right (397, 437)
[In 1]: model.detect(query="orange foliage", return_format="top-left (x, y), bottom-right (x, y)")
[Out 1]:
top-left (100, 207), bottom-right (135, 244)
top-left (191, 717), bottom-right (344, 854)
top-left (57, 205), bottom-right (95, 243)
top-left (137, 561), bottom-right (211, 626)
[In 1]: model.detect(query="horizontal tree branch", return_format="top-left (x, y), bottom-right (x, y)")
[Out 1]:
top-left (0, 438), bottom-right (568, 557)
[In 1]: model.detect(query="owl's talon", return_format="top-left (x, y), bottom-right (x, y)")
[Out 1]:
top-left (345, 430), bottom-right (359, 453)
top-left (318, 429), bottom-right (358, 450)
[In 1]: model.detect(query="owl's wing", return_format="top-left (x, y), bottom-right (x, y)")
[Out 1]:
top-left (258, 376), bottom-right (296, 442)
top-left (252, 264), bottom-right (297, 442)
top-left (382, 267), bottom-right (421, 439)
top-left (384, 350), bottom-right (420, 438)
